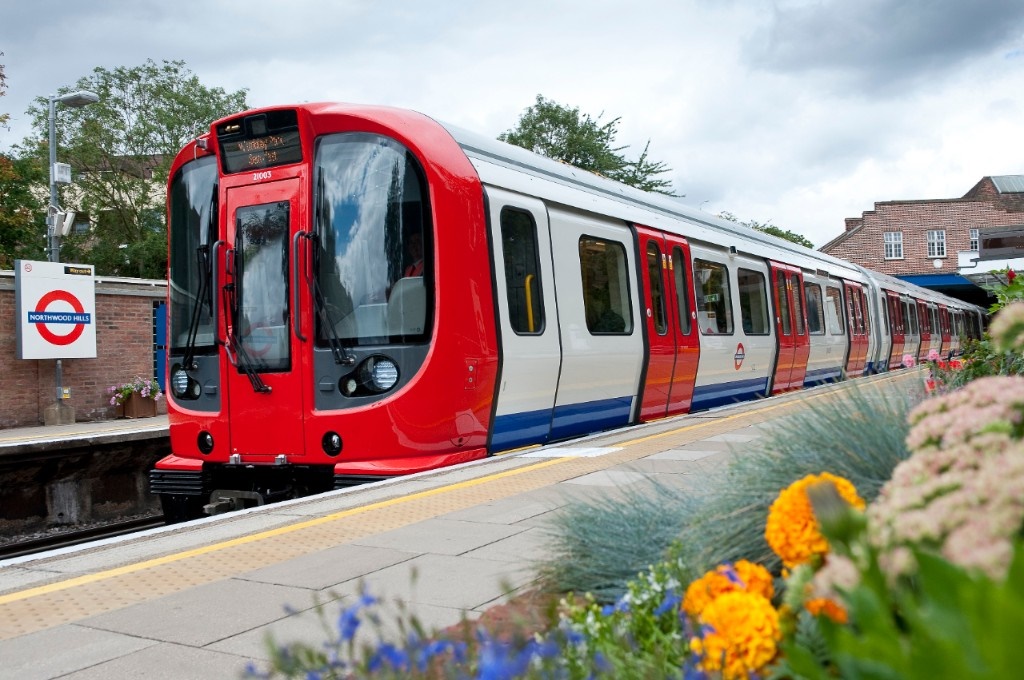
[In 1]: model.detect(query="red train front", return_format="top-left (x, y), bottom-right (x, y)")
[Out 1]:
top-left (152, 104), bottom-right (499, 521)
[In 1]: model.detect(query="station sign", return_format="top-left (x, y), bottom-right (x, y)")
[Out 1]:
top-left (15, 260), bottom-right (97, 360)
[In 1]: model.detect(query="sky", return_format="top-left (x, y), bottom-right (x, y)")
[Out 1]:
top-left (2, 0), bottom-right (1024, 247)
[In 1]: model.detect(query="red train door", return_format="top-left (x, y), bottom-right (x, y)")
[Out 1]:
top-left (843, 281), bottom-right (868, 377)
top-left (636, 226), bottom-right (699, 420)
top-left (769, 261), bottom-right (808, 393)
top-left (917, 300), bottom-right (931, 361)
top-left (938, 305), bottom-right (951, 356)
top-left (221, 179), bottom-right (307, 461)
top-left (886, 291), bottom-right (905, 369)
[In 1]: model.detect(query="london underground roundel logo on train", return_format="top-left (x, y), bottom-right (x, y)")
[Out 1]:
top-left (734, 343), bottom-right (745, 370)
top-left (29, 289), bottom-right (92, 345)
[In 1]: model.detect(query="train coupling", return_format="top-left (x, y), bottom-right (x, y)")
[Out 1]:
top-left (204, 489), bottom-right (265, 515)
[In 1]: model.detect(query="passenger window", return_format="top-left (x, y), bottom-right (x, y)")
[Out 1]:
top-left (738, 268), bottom-right (769, 335)
top-left (579, 237), bottom-right (632, 335)
top-left (804, 283), bottom-right (824, 335)
top-left (776, 271), bottom-right (792, 335)
top-left (500, 208), bottom-right (545, 334)
top-left (825, 286), bottom-right (845, 335)
top-left (646, 243), bottom-right (668, 335)
top-left (694, 259), bottom-right (733, 334)
top-left (860, 289), bottom-right (870, 335)
top-left (671, 248), bottom-right (692, 335)
top-left (791, 274), bottom-right (806, 335)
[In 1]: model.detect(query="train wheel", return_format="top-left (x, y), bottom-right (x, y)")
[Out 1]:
top-left (160, 494), bottom-right (206, 524)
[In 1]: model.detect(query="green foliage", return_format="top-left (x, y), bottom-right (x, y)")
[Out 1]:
top-left (0, 153), bottom-right (46, 268)
top-left (534, 477), bottom-right (700, 603)
top-left (783, 532), bottom-right (1024, 679)
top-left (559, 560), bottom-right (687, 677)
top-left (718, 211), bottom-right (815, 248)
top-left (499, 95), bottom-right (677, 195)
top-left (0, 53), bottom-right (8, 130)
top-left (982, 267), bottom-right (1024, 313)
top-left (20, 59), bottom-right (248, 276)
top-left (670, 381), bottom-right (919, 577)
top-left (935, 336), bottom-right (1024, 391)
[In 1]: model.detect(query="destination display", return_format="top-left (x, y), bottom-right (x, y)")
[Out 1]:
top-left (217, 110), bottom-right (303, 174)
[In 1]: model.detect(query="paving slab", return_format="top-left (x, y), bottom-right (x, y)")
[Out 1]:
top-left (0, 624), bottom-right (157, 680)
top-left (62, 640), bottom-right (248, 680)
top-left (350, 518), bottom-right (525, 556)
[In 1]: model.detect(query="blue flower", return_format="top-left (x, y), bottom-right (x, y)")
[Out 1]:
top-left (654, 591), bottom-right (682, 616)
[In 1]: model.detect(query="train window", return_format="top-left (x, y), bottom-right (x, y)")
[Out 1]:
top-left (824, 286), bottom-right (845, 335)
top-left (694, 259), bottom-right (733, 334)
top-left (313, 133), bottom-right (432, 345)
top-left (671, 248), bottom-right (692, 335)
top-left (169, 156), bottom-right (217, 353)
top-left (500, 208), bottom-right (545, 335)
top-left (738, 268), bottom-right (769, 335)
top-left (908, 302), bottom-right (919, 335)
top-left (791, 274), bottom-right (806, 335)
top-left (235, 201), bottom-right (291, 372)
top-left (776, 271), bottom-right (792, 336)
top-left (646, 243), bottom-right (668, 335)
top-left (579, 237), bottom-right (632, 334)
top-left (804, 283), bottom-right (824, 335)
top-left (860, 289), bottom-right (870, 335)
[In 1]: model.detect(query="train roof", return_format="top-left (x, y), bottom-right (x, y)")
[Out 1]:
top-left (439, 120), bottom-right (983, 315)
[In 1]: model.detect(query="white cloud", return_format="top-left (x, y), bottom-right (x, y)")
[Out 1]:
top-left (2, 0), bottom-right (1023, 247)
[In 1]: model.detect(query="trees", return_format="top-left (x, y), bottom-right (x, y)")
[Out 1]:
top-left (0, 55), bottom-right (47, 268)
top-left (718, 211), bottom-right (815, 249)
top-left (21, 59), bottom-right (248, 277)
top-left (499, 95), bottom-right (677, 196)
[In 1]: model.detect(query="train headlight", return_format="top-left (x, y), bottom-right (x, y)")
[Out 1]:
top-left (368, 358), bottom-right (399, 391)
top-left (172, 367), bottom-right (190, 397)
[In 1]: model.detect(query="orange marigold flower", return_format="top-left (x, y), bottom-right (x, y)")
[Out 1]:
top-left (690, 591), bottom-right (781, 680)
top-left (804, 597), bottom-right (848, 624)
top-left (765, 473), bottom-right (865, 568)
top-left (682, 560), bottom-right (775, 618)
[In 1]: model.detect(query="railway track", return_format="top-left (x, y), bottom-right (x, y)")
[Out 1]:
top-left (0, 515), bottom-right (166, 560)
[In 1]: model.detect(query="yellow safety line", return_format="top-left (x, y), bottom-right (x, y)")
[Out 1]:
top-left (0, 371), bottom-right (906, 606)
top-left (0, 457), bottom-right (567, 606)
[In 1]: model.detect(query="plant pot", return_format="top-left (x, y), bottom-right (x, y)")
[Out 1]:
top-left (122, 393), bottom-right (157, 419)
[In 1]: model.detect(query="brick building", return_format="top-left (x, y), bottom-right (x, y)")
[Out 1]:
top-left (0, 271), bottom-right (167, 429)
top-left (820, 175), bottom-right (1024, 306)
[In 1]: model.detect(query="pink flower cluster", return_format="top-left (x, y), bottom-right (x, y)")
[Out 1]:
top-left (867, 376), bottom-right (1024, 579)
top-left (107, 376), bottom-right (163, 406)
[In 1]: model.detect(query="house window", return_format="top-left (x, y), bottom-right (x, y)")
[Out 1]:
top-left (927, 230), bottom-right (946, 258)
top-left (969, 228), bottom-right (979, 252)
top-left (883, 231), bottom-right (903, 259)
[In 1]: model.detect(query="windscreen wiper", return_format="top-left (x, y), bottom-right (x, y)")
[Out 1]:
top-left (309, 170), bottom-right (355, 366)
top-left (221, 269), bottom-right (271, 393)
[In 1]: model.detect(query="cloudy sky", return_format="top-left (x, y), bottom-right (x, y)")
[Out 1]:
top-left (3, 0), bottom-right (1023, 246)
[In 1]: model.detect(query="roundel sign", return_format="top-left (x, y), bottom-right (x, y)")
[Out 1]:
top-left (734, 343), bottom-right (745, 370)
top-left (15, 260), bottom-right (97, 359)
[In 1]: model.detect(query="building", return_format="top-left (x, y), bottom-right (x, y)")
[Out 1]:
top-left (819, 175), bottom-right (1024, 306)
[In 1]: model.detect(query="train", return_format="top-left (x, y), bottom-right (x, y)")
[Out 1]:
top-left (150, 103), bottom-right (985, 522)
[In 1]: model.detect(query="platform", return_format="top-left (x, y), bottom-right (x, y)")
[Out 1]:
top-left (0, 374), bottom-right (905, 679)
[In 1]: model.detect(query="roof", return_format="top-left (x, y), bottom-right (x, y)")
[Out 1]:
top-left (991, 175), bottom-right (1024, 193)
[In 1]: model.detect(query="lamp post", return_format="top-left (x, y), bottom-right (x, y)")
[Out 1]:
top-left (48, 90), bottom-right (100, 262)
top-left (45, 89), bottom-right (99, 424)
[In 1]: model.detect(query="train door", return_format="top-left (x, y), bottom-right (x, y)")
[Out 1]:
top-left (938, 305), bottom-right (950, 356)
top-left (222, 178), bottom-right (307, 460)
top-left (548, 208), bottom-right (644, 439)
top-left (484, 189), bottom-right (561, 451)
top-left (885, 291), bottom-right (905, 369)
top-left (917, 301), bottom-right (933, 361)
top-left (903, 298), bottom-right (921, 362)
top-left (843, 281), bottom-right (868, 376)
top-left (769, 262), bottom-right (809, 393)
top-left (635, 226), bottom-right (699, 421)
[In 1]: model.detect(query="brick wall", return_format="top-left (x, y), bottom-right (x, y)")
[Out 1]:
top-left (0, 271), bottom-right (167, 429)
top-left (821, 177), bottom-right (1024, 276)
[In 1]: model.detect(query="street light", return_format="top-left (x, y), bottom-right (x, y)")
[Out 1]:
top-left (45, 89), bottom-right (99, 425)
top-left (48, 90), bottom-right (100, 263)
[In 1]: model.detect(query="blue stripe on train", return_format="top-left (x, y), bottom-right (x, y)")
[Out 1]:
top-left (690, 377), bottom-right (770, 411)
top-left (490, 395), bottom-right (632, 452)
top-left (803, 365), bottom-right (843, 386)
